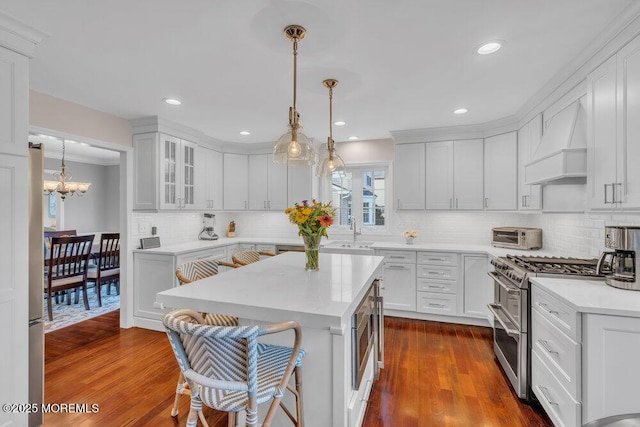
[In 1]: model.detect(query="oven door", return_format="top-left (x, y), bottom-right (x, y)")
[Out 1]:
top-left (351, 286), bottom-right (374, 389)
top-left (488, 302), bottom-right (529, 399)
top-left (489, 271), bottom-right (523, 331)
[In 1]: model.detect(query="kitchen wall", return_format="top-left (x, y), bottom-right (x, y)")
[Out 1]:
top-left (45, 158), bottom-right (120, 233)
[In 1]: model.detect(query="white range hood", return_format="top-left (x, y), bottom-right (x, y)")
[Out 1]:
top-left (524, 97), bottom-right (587, 185)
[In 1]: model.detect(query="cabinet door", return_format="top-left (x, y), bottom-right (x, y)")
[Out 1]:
top-left (133, 133), bottom-right (159, 210)
top-left (518, 116), bottom-right (543, 210)
top-left (453, 139), bottom-right (484, 209)
top-left (484, 132), bottom-right (517, 210)
top-left (248, 154), bottom-right (268, 210)
top-left (461, 255), bottom-right (490, 319)
top-left (382, 262), bottom-right (416, 312)
top-left (583, 314), bottom-right (640, 424)
top-left (617, 37), bottom-right (640, 208)
top-left (159, 134), bottom-right (181, 209)
top-left (223, 153), bottom-right (248, 210)
top-left (267, 154), bottom-right (288, 210)
top-left (204, 148), bottom-right (223, 210)
top-left (425, 141), bottom-right (453, 209)
top-left (288, 162), bottom-right (311, 205)
top-left (180, 140), bottom-right (201, 209)
top-left (587, 55), bottom-right (618, 209)
top-left (395, 143), bottom-right (425, 209)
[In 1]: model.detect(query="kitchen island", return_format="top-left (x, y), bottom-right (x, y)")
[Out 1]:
top-left (156, 252), bottom-right (385, 427)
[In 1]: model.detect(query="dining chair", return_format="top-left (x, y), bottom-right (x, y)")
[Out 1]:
top-left (87, 233), bottom-right (120, 307)
top-left (43, 229), bottom-right (79, 304)
top-left (172, 258), bottom-right (241, 423)
top-left (164, 308), bottom-right (305, 427)
top-left (44, 234), bottom-right (94, 321)
top-left (231, 250), bottom-right (276, 266)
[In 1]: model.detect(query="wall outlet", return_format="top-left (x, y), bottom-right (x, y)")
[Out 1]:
top-left (138, 223), bottom-right (148, 233)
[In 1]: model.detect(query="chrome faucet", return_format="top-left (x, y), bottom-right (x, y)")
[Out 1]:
top-left (350, 218), bottom-right (361, 242)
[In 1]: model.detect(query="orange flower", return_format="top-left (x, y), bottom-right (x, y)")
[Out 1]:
top-left (319, 215), bottom-right (333, 227)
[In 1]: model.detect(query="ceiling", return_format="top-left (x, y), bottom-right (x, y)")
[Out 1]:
top-left (1, 0), bottom-right (635, 145)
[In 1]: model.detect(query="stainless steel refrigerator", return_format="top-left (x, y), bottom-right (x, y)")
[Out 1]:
top-left (28, 143), bottom-right (44, 426)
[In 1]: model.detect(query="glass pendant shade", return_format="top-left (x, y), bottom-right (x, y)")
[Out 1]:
top-left (316, 146), bottom-right (345, 177)
top-left (273, 127), bottom-right (315, 165)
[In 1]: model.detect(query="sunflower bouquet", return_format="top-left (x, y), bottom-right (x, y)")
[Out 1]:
top-left (284, 199), bottom-right (335, 270)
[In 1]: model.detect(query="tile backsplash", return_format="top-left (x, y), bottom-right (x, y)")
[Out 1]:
top-left (133, 210), bottom-right (640, 257)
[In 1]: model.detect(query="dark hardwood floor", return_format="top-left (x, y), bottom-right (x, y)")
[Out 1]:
top-left (44, 311), bottom-right (552, 426)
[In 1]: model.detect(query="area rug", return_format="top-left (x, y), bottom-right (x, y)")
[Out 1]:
top-left (43, 291), bottom-right (120, 333)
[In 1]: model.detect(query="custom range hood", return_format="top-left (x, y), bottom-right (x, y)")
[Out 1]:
top-left (524, 97), bottom-right (587, 185)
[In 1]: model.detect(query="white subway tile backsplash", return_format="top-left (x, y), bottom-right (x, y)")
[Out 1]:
top-left (133, 208), bottom-right (640, 257)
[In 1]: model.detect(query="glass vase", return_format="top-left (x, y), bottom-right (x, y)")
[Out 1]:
top-left (302, 234), bottom-right (321, 271)
top-left (406, 237), bottom-right (415, 245)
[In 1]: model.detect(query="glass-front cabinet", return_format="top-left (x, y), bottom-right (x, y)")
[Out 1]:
top-left (159, 135), bottom-right (198, 209)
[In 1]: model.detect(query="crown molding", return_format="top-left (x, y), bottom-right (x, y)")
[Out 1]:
top-left (390, 115), bottom-right (519, 144)
top-left (0, 10), bottom-right (48, 57)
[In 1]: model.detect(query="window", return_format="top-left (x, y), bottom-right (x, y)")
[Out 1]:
top-left (330, 166), bottom-right (387, 228)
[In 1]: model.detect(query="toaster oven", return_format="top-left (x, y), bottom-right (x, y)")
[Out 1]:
top-left (492, 227), bottom-right (542, 250)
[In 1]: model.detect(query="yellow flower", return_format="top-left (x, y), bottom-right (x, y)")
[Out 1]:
top-left (302, 207), bottom-right (314, 216)
top-left (295, 211), bottom-right (309, 223)
top-left (284, 207), bottom-right (294, 214)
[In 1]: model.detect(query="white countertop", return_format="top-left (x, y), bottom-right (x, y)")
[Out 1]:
top-left (134, 236), bottom-right (561, 259)
top-left (530, 277), bottom-right (640, 318)
top-left (156, 252), bottom-right (385, 328)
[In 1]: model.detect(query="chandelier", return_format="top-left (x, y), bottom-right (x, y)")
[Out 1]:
top-left (273, 25), bottom-right (315, 165)
top-left (317, 79), bottom-right (346, 177)
top-left (43, 139), bottom-right (91, 201)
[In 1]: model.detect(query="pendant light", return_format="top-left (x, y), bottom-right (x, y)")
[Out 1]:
top-left (317, 79), bottom-right (346, 177)
top-left (273, 25), bottom-right (315, 165)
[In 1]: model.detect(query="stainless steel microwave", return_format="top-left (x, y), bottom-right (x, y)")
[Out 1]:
top-left (492, 227), bottom-right (542, 250)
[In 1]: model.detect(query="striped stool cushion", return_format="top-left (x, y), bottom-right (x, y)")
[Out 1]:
top-left (232, 250), bottom-right (261, 266)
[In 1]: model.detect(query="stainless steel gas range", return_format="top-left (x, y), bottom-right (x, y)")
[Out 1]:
top-left (487, 255), bottom-right (603, 401)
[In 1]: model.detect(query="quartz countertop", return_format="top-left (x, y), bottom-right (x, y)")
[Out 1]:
top-left (156, 252), bottom-right (385, 328)
top-left (134, 236), bottom-right (565, 259)
top-left (530, 277), bottom-right (640, 318)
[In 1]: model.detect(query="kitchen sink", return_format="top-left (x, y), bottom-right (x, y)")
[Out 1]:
top-left (321, 241), bottom-right (375, 255)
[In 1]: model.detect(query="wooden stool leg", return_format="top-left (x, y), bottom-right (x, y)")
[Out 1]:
top-left (295, 367), bottom-right (304, 426)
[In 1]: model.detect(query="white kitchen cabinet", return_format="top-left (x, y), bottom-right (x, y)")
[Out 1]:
top-left (517, 116), bottom-right (543, 210)
top-left (377, 250), bottom-right (416, 312)
top-left (134, 246), bottom-right (228, 329)
top-left (203, 147), bottom-right (223, 210)
top-left (461, 254), bottom-right (491, 319)
top-left (395, 143), bottom-right (426, 209)
top-left (223, 153), bottom-right (249, 210)
top-left (425, 140), bottom-right (483, 210)
top-left (484, 132), bottom-right (518, 210)
top-left (288, 162), bottom-right (312, 205)
top-left (417, 251), bottom-right (459, 314)
top-left (248, 154), bottom-right (287, 211)
top-left (587, 36), bottom-right (640, 210)
top-left (133, 133), bottom-right (204, 210)
top-left (582, 314), bottom-right (640, 424)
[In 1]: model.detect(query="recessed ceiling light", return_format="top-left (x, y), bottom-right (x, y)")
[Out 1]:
top-left (239, 131), bottom-right (251, 136)
top-left (454, 108), bottom-right (468, 114)
top-left (163, 98), bottom-right (182, 105)
top-left (334, 121), bottom-right (346, 126)
top-left (348, 136), bottom-right (359, 140)
top-left (476, 41), bottom-right (502, 55)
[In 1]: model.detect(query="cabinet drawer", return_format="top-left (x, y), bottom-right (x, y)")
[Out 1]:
top-left (532, 284), bottom-right (580, 341)
top-left (178, 247), bottom-right (227, 265)
top-left (532, 351), bottom-right (581, 427)
top-left (417, 278), bottom-right (457, 294)
top-left (532, 309), bottom-right (581, 400)
top-left (417, 265), bottom-right (458, 281)
top-left (417, 251), bottom-right (458, 266)
top-left (377, 250), bottom-right (416, 263)
top-left (417, 292), bottom-right (457, 315)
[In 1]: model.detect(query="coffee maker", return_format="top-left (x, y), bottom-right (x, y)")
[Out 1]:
top-left (597, 226), bottom-right (640, 290)
top-left (198, 213), bottom-right (219, 240)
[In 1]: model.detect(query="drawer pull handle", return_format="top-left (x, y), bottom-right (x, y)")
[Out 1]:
top-left (538, 385), bottom-right (558, 406)
top-left (538, 339), bottom-right (558, 355)
top-left (387, 265), bottom-right (407, 270)
top-left (428, 303), bottom-right (446, 308)
top-left (388, 256), bottom-right (405, 259)
top-left (427, 258), bottom-right (446, 262)
top-left (538, 302), bottom-right (559, 315)
top-left (428, 271), bottom-right (445, 275)
top-left (428, 285), bottom-right (445, 289)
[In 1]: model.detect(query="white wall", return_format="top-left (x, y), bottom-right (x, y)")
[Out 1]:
top-left (45, 158), bottom-right (120, 233)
